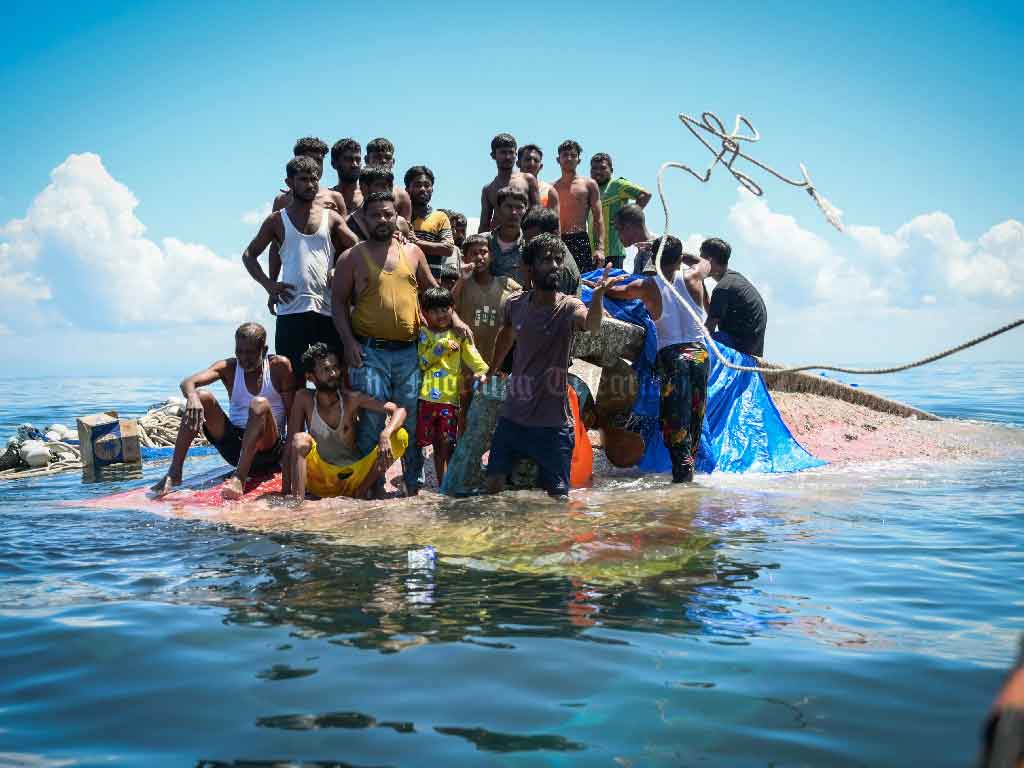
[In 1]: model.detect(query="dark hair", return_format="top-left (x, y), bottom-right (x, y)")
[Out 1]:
top-left (330, 138), bottom-right (361, 168)
top-left (522, 206), bottom-right (560, 235)
top-left (439, 264), bottom-right (459, 283)
top-left (287, 155), bottom-right (322, 179)
top-left (461, 233), bottom-right (489, 254)
top-left (700, 237), bottom-right (732, 264)
top-left (364, 191), bottom-right (396, 209)
top-left (496, 186), bottom-right (528, 207)
top-left (293, 137), bottom-right (329, 159)
top-left (404, 165), bottom-right (435, 187)
top-left (590, 152), bottom-right (613, 168)
top-left (651, 235), bottom-right (684, 265)
top-left (444, 209), bottom-right (467, 228)
top-left (235, 322), bottom-right (267, 346)
top-left (517, 143), bottom-right (542, 162)
top-left (421, 286), bottom-right (454, 311)
top-left (301, 341), bottom-right (338, 371)
top-left (558, 139), bottom-right (583, 156)
top-left (614, 203), bottom-right (645, 227)
top-left (522, 232), bottom-right (568, 267)
top-left (490, 133), bottom-right (517, 152)
top-left (366, 137), bottom-right (395, 156)
top-left (359, 165), bottom-right (394, 189)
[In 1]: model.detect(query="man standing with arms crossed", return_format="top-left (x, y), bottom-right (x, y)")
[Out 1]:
top-left (243, 156), bottom-right (357, 379)
top-left (589, 152), bottom-right (651, 269)
top-left (553, 140), bottom-right (605, 274)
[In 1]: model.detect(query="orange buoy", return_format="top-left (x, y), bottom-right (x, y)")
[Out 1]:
top-left (568, 385), bottom-right (593, 488)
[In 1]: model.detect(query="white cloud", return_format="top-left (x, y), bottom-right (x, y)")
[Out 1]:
top-left (241, 201), bottom-right (272, 226)
top-left (0, 153), bottom-right (263, 332)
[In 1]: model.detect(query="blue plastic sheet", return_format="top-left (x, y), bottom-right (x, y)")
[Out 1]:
top-left (581, 269), bottom-right (824, 474)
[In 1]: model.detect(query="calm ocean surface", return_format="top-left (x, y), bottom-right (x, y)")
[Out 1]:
top-left (0, 363), bottom-right (1022, 767)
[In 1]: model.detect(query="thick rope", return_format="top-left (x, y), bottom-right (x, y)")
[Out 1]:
top-left (651, 112), bottom-right (1023, 375)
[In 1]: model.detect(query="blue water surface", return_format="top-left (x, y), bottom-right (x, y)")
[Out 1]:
top-left (0, 364), bottom-right (1021, 767)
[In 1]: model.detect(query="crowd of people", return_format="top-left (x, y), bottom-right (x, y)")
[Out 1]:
top-left (152, 133), bottom-right (768, 501)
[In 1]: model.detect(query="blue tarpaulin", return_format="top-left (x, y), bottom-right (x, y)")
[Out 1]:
top-left (581, 269), bottom-right (824, 474)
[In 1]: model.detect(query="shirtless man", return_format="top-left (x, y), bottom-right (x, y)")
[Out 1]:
top-left (151, 323), bottom-right (296, 500)
top-left (553, 139), bottom-right (605, 273)
top-left (364, 137), bottom-right (413, 220)
top-left (287, 342), bottom-right (408, 500)
top-left (516, 143), bottom-right (559, 219)
top-left (478, 133), bottom-right (540, 232)
top-left (330, 137), bottom-right (363, 213)
top-left (243, 156), bottom-right (358, 379)
top-left (266, 138), bottom-right (349, 316)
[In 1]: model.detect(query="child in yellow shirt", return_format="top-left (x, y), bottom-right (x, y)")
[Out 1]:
top-left (419, 287), bottom-right (488, 484)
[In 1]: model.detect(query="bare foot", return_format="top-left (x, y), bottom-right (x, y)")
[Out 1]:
top-left (150, 474), bottom-right (181, 498)
top-left (221, 475), bottom-right (245, 500)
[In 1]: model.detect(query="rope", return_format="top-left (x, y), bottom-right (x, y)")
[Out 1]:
top-left (650, 111), bottom-right (1024, 376)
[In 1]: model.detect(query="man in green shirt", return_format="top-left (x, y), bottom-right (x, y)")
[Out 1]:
top-left (588, 152), bottom-right (652, 269)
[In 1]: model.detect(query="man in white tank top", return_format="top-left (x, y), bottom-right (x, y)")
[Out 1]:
top-left (285, 343), bottom-right (409, 500)
top-left (602, 236), bottom-right (713, 482)
top-left (242, 155), bottom-right (358, 380)
top-left (150, 323), bottom-right (297, 499)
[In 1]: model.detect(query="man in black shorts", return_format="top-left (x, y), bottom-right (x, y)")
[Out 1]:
top-left (703, 238), bottom-right (768, 357)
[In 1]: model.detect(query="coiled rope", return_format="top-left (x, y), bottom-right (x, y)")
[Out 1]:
top-left (650, 111), bottom-right (1023, 375)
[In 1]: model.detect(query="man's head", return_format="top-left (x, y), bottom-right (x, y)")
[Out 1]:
top-left (404, 165), bottom-right (435, 207)
top-left (358, 166), bottom-right (394, 197)
top-left (557, 139), bottom-right (583, 173)
top-left (613, 203), bottom-right (647, 247)
top-left (285, 156), bottom-right (322, 202)
top-left (522, 233), bottom-right (568, 291)
top-left (590, 152), bottom-right (613, 185)
top-left (490, 133), bottom-right (518, 172)
top-left (700, 237), bottom-right (732, 280)
top-left (650, 235), bottom-right (684, 279)
top-left (461, 234), bottom-right (491, 276)
top-left (235, 322), bottom-right (268, 373)
top-left (421, 286), bottom-right (454, 330)
top-left (330, 138), bottom-right (362, 184)
top-left (445, 209), bottom-right (468, 246)
top-left (301, 342), bottom-right (342, 391)
top-left (495, 186), bottom-right (528, 229)
top-left (439, 264), bottom-right (459, 292)
top-left (522, 206), bottom-right (560, 241)
top-left (364, 191), bottom-right (397, 242)
top-left (365, 137), bottom-right (395, 169)
top-left (293, 137), bottom-right (329, 175)
top-left (517, 144), bottom-right (544, 177)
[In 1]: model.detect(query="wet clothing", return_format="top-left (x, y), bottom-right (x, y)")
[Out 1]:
top-left (203, 422), bottom-right (284, 474)
top-left (351, 245), bottom-right (419, 343)
top-left (275, 311), bottom-right (343, 379)
top-left (309, 390), bottom-right (358, 466)
top-left (418, 328), bottom-right (488, 405)
top-left (589, 177), bottom-right (648, 269)
top-left (277, 208), bottom-right (334, 316)
top-left (416, 401), bottom-right (459, 448)
top-left (454, 276), bottom-right (521, 365)
top-left (708, 269), bottom-right (767, 357)
top-left (486, 418), bottom-right (575, 496)
top-left (228, 357), bottom-right (287, 431)
top-left (501, 292), bottom-right (585, 428)
top-left (656, 342), bottom-right (709, 483)
top-left (562, 231), bottom-right (595, 274)
top-left (411, 207), bottom-right (453, 276)
top-left (305, 428), bottom-right (408, 498)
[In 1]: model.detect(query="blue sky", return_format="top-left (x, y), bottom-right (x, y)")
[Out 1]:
top-left (1, 0), bottom-right (1021, 376)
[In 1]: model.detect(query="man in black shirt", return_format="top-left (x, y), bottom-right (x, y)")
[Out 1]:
top-left (703, 238), bottom-right (767, 357)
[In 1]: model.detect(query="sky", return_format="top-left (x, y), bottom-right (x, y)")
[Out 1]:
top-left (0, 0), bottom-right (1021, 377)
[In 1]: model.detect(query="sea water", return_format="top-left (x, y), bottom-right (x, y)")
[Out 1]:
top-left (0, 363), bottom-right (1021, 767)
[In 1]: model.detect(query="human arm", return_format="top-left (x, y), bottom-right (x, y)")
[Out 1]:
top-left (329, 211), bottom-right (358, 254)
top-left (546, 184), bottom-right (560, 223)
top-left (573, 265), bottom-right (619, 333)
top-left (526, 174), bottom-right (540, 209)
top-left (487, 323), bottom-right (516, 377)
top-left (179, 359), bottom-right (230, 431)
top-left (395, 188), bottom-right (413, 221)
top-left (266, 195), bottom-right (288, 315)
top-left (409, 214), bottom-right (454, 260)
top-left (588, 179), bottom-right (606, 264)
top-left (269, 356), bottom-right (298, 432)
top-left (705, 277), bottom-right (728, 335)
top-left (478, 186), bottom-right (493, 233)
top-left (351, 392), bottom-right (407, 469)
top-left (331, 248), bottom-right (363, 368)
top-left (461, 340), bottom-right (490, 387)
top-left (243, 214), bottom-right (295, 307)
top-left (287, 390), bottom-right (313, 442)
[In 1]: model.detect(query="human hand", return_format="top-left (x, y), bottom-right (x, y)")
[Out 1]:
top-left (344, 342), bottom-right (364, 369)
top-left (446, 340), bottom-right (460, 353)
top-left (266, 294), bottom-right (277, 316)
top-left (376, 434), bottom-right (395, 470)
top-left (265, 281), bottom-right (296, 305)
top-left (591, 263), bottom-right (623, 295)
top-left (451, 316), bottom-right (474, 343)
top-left (184, 393), bottom-right (205, 432)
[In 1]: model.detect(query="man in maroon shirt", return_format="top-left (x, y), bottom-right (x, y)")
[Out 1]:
top-left (485, 233), bottom-right (616, 498)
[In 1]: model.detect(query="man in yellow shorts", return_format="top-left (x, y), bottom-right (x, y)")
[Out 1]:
top-left (286, 342), bottom-right (408, 499)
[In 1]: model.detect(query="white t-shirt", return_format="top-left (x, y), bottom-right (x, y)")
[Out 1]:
top-left (623, 233), bottom-right (661, 274)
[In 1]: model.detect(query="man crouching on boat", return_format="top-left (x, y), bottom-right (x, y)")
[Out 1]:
top-left (285, 342), bottom-right (408, 500)
top-left (151, 322), bottom-right (296, 499)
